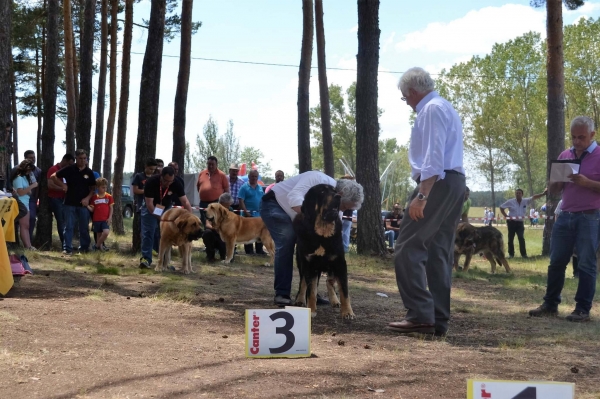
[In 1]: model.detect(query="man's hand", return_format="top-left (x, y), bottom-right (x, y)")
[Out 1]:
top-left (81, 198), bottom-right (90, 207)
top-left (408, 198), bottom-right (427, 221)
top-left (569, 173), bottom-right (590, 187)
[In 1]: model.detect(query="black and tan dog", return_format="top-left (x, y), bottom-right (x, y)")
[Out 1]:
top-left (454, 222), bottom-right (511, 273)
top-left (205, 203), bottom-right (275, 266)
top-left (293, 184), bottom-right (354, 319)
top-left (155, 208), bottom-right (203, 274)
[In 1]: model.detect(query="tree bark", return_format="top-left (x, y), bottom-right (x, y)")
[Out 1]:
top-left (297, 0), bottom-right (313, 173)
top-left (10, 59), bottom-right (18, 166)
top-left (93, 0), bottom-right (108, 173)
top-left (40, 0), bottom-right (46, 155)
top-left (72, 29), bottom-right (79, 105)
top-left (315, 0), bottom-right (334, 178)
top-left (112, 0), bottom-right (133, 236)
top-left (542, 0), bottom-right (565, 256)
top-left (133, 0), bottom-right (166, 250)
top-left (63, 0), bottom-right (77, 156)
top-left (35, 0), bottom-right (60, 249)
top-left (35, 42), bottom-right (42, 159)
top-left (102, 0), bottom-right (118, 183)
top-left (355, 0), bottom-right (386, 256)
top-left (0, 0), bottom-right (12, 183)
top-left (76, 0), bottom-right (97, 154)
top-left (172, 0), bottom-right (193, 177)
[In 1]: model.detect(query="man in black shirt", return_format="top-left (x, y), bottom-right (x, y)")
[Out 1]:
top-left (131, 159), bottom-right (158, 213)
top-left (139, 166), bottom-right (193, 268)
top-left (51, 149), bottom-right (96, 255)
top-left (384, 203), bottom-right (403, 249)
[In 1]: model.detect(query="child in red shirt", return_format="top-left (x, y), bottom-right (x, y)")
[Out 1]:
top-left (87, 177), bottom-right (114, 251)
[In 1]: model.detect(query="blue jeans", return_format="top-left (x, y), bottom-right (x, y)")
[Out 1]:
top-left (29, 198), bottom-right (37, 239)
top-left (49, 197), bottom-right (65, 245)
top-left (385, 230), bottom-right (399, 248)
top-left (260, 198), bottom-right (296, 297)
top-left (543, 210), bottom-right (600, 313)
top-left (141, 205), bottom-right (161, 264)
top-left (63, 205), bottom-right (91, 252)
top-left (342, 219), bottom-right (352, 253)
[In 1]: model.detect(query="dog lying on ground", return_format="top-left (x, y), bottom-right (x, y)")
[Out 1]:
top-left (204, 203), bottom-right (275, 266)
top-left (155, 208), bottom-right (203, 274)
top-left (293, 184), bottom-right (354, 319)
top-left (454, 222), bottom-right (511, 273)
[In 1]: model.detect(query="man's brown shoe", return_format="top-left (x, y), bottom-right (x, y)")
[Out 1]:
top-left (387, 320), bottom-right (435, 334)
top-left (528, 303), bottom-right (558, 317)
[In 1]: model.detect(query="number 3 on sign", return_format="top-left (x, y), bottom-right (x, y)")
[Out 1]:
top-left (245, 308), bottom-right (312, 358)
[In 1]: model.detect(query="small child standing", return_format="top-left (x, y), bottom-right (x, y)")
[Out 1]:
top-left (87, 177), bottom-right (114, 251)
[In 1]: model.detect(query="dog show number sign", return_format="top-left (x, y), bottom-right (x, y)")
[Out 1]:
top-left (245, 308), bottom-right (311, 358)
top-left (467, 379), bottom-right (574, 399)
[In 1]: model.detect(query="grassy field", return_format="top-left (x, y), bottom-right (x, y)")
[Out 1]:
top-left (1, 217), bottom-right (599, 398)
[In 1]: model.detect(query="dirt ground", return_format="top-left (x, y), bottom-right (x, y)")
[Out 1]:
top-left (1, 250), bottom-right (600, 399)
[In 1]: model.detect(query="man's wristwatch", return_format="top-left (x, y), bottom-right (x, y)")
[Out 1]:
top-left (417, 193), bottom-right (428, 201)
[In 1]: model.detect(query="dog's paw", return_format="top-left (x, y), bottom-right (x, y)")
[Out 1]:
top-left (263, 262), bottom-right (271, 267)
top-left (190, 267), bottom-right (197, 274)
top-left (330, 298), bottom-right (341, 308)
top-left (182, 269), bottom-right (191, 275)
top-left (154, 266), bottom-right (163, 272)
top-left (295, 301), bottom-right (307, 307)
top-left (311, 311), bottom-right (317, 318)
top-left (221, 259), bottom-right (232, 264)
top-left (341, 310), bottom-right (355, 320)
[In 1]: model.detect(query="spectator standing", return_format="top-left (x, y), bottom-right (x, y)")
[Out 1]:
top-left (11, 160), bottom-right (38, 250)
top-left (387, 67), bottom-right (465, 336)
top-left (51, 149), bottom-right (96, 255)
top-left (202, 193), bottom-right (232, 262)
top-left (384, 204), bottom-right (403, 249)
top-left (167, 162), bottom-right (185, 207)
top-left (261, 170), bottom-right (363, 305)
top-left (529, 207), bottom-right (535, 227)
top-left (461, 187), bottom-right (471, 223)
top-left (227, 163), bottom-right (244, 210)
top-left (197, 156), bottom-right (229, 226)
top-left (132, 159), bottom-right (158, 213)
top-left (500, 188), bottom-right (546, 258)
top-left (23, 150), bottom-right (41, 239)
top-left (238, 169), bottom-right (267, 255)
top-left (265, 170), bottom-right (286, 194)
top-left (154, 159), bottom-right (164, 175)
top-left (47, 154), bottom-right (75, 246)
top-left (529, 116), bottom-right (600, 322)
top-left (339, 175), bottom-right (356, 253)
top-left (487, 209), bottom-right (495, 226)
top-left (139, 166), bottom-right (193, 269)
top-left (87, 177), bottom-right (113, 251)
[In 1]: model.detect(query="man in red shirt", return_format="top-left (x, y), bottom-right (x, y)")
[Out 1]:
top-left (197, 156), bottom-right (229, 225)
top-left (46, 154), bottom-right (75, 246)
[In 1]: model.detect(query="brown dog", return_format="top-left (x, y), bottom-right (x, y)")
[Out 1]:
top-left (454, 222), bottom-right (511, 273)
top-left (205, 203), bottom-right (275, 266)
top-left (155, 208), bottom-right (203, 274)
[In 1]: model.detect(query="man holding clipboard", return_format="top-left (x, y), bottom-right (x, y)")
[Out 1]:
top-left (529, 116), bottom-right (600, 322)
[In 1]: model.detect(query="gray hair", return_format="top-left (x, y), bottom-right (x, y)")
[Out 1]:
top-left (398, 67), bottom-right (435, 96)
top-left (570, 116), bottom-right (595, 133)
top-left (218, 192), bottom-right (233, 205)
top-left (335, 179), bottom-right (364, 210)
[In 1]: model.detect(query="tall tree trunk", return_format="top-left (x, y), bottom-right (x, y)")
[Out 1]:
top-left (297, 0), bottom-right (313, 173)
top-left (0, 0), bottom-right (12, 184)
top-left (93, 0), bottom-right (108, 172)
top-left (543, 0), bottom-right (564, 256)
top-left (63, 0), bottom-right (77, 156)
top-left (315, 0), bottom-right (334, 178)
top-left (40, 0), bottom-right (46, 155)
top-left (72, 29), bottom-right (79, 106)
top-left (133, 0), bottom-right (166, 251)
top-left (35, 0), bottom-right (60, 249)
top-left (10, 59), bottom-right (18, 166)
top-left (35, 42), bottom-right (42, 159)
top-left (76, 0), bottom-right (97, 154)
top-left (355, 0), bottom-right (385, 256)
top-left (172, 0), bottom-right (193, 177)
top-left (112, 0), bottom-right (133, 236)
top-left (102, 0), bottom-right (118, 183)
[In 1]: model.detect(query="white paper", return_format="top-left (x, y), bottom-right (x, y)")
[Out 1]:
top-left (152, 207), bottom-right (164, 216)
top-left (550, 162), bottom-right (580, 183)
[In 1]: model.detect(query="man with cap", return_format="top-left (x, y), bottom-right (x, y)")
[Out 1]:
top-left (228, 163), bottom-right (245, 211)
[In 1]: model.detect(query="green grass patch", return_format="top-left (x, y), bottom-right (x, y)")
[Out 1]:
top-left (95, 265), bottom-right (120, 275)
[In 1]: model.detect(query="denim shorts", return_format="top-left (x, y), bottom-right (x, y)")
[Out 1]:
top-left (92, 221), bottom-right (110, 233)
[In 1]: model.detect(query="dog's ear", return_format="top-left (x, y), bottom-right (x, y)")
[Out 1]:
top-left (177, 219), bottom-right (188, 231)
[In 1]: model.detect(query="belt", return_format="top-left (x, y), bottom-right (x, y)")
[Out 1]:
top-left (416, 169), bottom-right (464, 184)
top-left (562, 209), bottom-right (599, 215)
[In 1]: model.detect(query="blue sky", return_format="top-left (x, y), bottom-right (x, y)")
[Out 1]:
top-left (17, 0), bottom-right (600, 181)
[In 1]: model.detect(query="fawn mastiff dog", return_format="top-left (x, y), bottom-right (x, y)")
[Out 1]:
top-left (204, 203), bottom-right (275, 266)
top-left (155, 208), bottom-right (203, 274)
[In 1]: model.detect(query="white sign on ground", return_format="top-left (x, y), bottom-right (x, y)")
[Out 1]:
top-left (245, 308), bottom-right (311, 358)
top-left (467, 379), bottom-right (574, 399)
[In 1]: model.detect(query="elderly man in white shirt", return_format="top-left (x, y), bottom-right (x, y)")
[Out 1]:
top-left (500, 188), bottom-right (546, 258)
top-left (261, 171), bottom-right (364, 306)
top-left (387, 67), bottom-right (465, 337)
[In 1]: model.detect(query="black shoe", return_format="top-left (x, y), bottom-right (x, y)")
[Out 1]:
top-left (528, 303), bottom-right (558, 317)
top-left (139, 258), bottom-right (152, 269)
top-left (316, 294), bottom-right (330, 306)
top-left (565, 310), bottom-right (590, 322)
top-left (274, 295), bottom-right (292, 306)
top-left (522, 255), bottom-right (529, 259)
